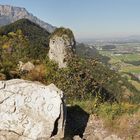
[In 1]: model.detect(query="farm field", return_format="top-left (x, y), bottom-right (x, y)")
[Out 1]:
top-left (98, 43), bottom-right (140, 91)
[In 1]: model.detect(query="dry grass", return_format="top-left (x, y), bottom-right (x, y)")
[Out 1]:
top-left (102, 104), bottom-right (140, 140)
top-left (131, 80), bottom-right (140, 91)
top-left (22, 64), bottom-right (46, 83)
top-left (114, 111), bottom-right (140, 139)
top-left (68, 99), bottom-right (140, 139)
top-left (0, 73), bottom-right (6, 80)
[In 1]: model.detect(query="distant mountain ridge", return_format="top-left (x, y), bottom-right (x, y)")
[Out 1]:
top-left (0, 4), bottom-right (56, 33)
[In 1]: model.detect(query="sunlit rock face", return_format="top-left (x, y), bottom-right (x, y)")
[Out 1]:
top-left (49, 27), bottom-right (76, 68)
top-left (0, 79), bottom-right (66, 140)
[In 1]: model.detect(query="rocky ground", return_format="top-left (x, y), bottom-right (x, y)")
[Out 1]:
top-left (64, 105), bottom-right (123, 140)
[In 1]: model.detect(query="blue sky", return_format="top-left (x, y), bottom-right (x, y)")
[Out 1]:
top-left (0, 0), bottom-right (140, 39)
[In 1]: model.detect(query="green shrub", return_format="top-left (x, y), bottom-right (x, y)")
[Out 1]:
top-left (0, 19), bottom-right (50, 60)
top-left (45, 55), bottom-right (138, 103)
top-left (96, 102), bottom-right (140, 129)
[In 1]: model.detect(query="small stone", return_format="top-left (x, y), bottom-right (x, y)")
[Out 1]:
top-left (73, 135), bottom-right (82, 140)
top-left (18, 61), bottom-right (35, 72)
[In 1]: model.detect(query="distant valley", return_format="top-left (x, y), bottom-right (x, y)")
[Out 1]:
top-left (90, 42), bottom-right (140, 91)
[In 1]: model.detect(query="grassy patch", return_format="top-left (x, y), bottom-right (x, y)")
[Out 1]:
top-left (130, 80), bottom-right (140, 91)
top-left (67, 98), bottom-right (140, 139)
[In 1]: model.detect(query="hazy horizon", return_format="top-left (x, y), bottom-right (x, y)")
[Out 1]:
top-left (1, 0), bottom-right (140, 40)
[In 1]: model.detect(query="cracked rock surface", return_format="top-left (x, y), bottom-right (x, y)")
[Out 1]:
top-left (48, 28), bottom-right (75, 68)
top-left (0, 79), bottom-right (66, 140)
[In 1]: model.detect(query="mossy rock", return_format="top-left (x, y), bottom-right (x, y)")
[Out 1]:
top-left (50, 27), bottom-right (75, 39)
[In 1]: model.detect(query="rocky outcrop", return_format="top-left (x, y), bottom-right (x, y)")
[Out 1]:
top-left (18, 61), bottom-right (35, 73)
top-left (82, 115), bottom-right (122, 140)
top-left (0, 5), bottom-right (56, 33)
top-left (49, 27), bottom-right (76, 68)
top-left (0, 79), bottom-right (66, 140)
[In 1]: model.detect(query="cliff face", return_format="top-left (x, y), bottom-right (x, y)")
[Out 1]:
top-left (0, 5), bottom-right (55, 33)
top-left (49, 27), bottom-right (76, 68)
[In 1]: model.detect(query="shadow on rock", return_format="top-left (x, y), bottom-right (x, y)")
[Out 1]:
top-left (64, 105), bottom-right (89, 140)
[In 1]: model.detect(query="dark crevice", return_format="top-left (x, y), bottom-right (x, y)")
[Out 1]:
top-left (0, 82), bottom-right (6, 90)
top-left (51, 113), bottom-right (61, 137)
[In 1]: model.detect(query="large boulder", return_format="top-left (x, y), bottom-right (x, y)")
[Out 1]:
top-left (48, 27), bottom-right (75, 68)
top-left (0, 79), bottom-right (66, 140)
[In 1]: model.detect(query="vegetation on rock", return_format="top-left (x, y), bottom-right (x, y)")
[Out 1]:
top-left (50, 27), bottom-right (75, 40)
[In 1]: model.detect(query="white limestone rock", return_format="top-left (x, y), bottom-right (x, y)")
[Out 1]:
top-left (0, 79), bottom-right (66, 140)
top-left (18, 61), bottom-right (35, 73)
top-left (49, 27), bottom-right (75, 68)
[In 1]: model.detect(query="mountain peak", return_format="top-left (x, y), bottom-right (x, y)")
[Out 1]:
top-left (0, 4), bottom-right (26, 10)
top-left (0, 4), bottom-right (56, 33)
